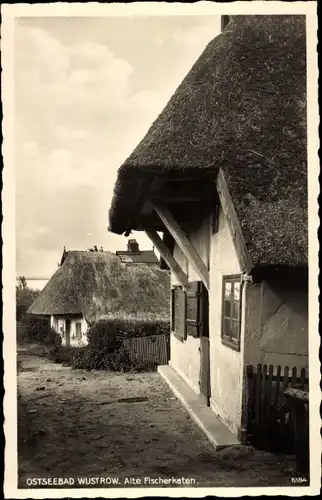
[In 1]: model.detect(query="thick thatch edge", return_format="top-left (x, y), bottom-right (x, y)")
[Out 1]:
top-left (108, 16), bottom-right (307, 269)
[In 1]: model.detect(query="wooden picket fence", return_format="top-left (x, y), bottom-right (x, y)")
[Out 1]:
top-left (123, 334), bottom-right (170, 371)
top-left (243, 364), bottom-right (309, 452)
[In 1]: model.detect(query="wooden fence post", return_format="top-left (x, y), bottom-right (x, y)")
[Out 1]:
top-left (244, 363), bottom-right (309, 452)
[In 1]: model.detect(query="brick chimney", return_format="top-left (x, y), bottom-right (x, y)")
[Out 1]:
top-left (127, 239), bottom-right (140, 254)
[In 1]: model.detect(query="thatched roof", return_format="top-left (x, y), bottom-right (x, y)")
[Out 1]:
top-left (108, 15), bottom-right (307, 268)
top-left (28, 251), bottom-right (170, 323)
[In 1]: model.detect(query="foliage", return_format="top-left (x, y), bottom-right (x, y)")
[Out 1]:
top-left (17, 276), bottom-right (27, 290)
top-left (18, 315), bottom-right (62, 346)
top-left (16, 278), bottom-right (61, 346)
top-left (48, 345), bottom-right (83, 366)
top-left (69, 318), bottom-right (166, 371)
top-left (16, 277), bottom-right (40, 321)
top-left (88, 317), bottom-right (170, 340)
top-left (26, 317), bottom-right (168, 371)
top-left (87, 319), bottom-right (123, 351)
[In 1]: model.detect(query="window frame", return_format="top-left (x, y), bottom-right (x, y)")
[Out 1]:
top-left (221, 274), bottom-right (242, 351)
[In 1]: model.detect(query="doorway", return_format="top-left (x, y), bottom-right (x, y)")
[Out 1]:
top-left (199, 285), bottom-right (211, 406)
top-left (65, 319), bottom-right (71, 347)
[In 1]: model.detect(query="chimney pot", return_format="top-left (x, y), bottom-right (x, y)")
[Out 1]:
top-left (127, 239), bottom-right (140, 254)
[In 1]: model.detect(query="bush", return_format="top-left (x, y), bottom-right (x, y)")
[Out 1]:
top-left (86, 317), bottom-right (170, 341)
top-left (87, 319), bottom-right (123, 352)
top-left (49, 346), bottom-right (83, 366)
top-left (17, 315), bottom-right (62, 346)
top-left (71, 344), bottom-right (152, 372)
top-left (70, 318), bottom-right (168, 372)
top-left (16, 282), bottom-right (40, 321)
top-left (71, 321), bottom-right (131, 371)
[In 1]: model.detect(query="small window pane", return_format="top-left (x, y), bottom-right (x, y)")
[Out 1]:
top-left (233, 301), bottom-right (240, 320)
top-left (222, 276), bottom-right (241, 350)
top-left (223, 317), bottom-right (230, 336)
top-left (231, 320), bottom-right (239, 340)
top-left (224, 299), bottom-right (231, 317)
top-left (233, 282), bottom-right (240, 301)
top-left (224, 281), bottom-right (232, 298)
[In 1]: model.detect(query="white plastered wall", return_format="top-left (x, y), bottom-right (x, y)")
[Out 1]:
top-left (208, 206), bottom-right (246, 436)
top-left (169, 216), bottom-right (210, 395)
top-left (50, 315), bottom-right (88, 346)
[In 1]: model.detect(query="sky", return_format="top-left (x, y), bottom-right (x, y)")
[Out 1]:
top-left (15, 15), bottom-right (221, 278)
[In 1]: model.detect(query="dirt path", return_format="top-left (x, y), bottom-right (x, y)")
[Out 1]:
top-left (17, 346), bottom-right (295, 489)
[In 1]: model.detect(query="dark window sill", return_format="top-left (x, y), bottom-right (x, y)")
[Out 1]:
top-left (221, 336), bottom-right (241, 352)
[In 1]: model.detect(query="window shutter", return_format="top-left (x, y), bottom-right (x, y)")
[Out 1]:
top-left (171, 288), bottom-right (175, 331)
top-left (172, 287), bottom-right (187, 341)
top-left (186, 281), bottom-right (201, 338)
top-left (176, 288), bottom-right (187, 340)
top-left (201, 283), bottom-right (209, 338)
top-left (186, 281), bottom-right (209, 338)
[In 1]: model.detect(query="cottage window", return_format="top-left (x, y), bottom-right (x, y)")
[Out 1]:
top-left (186, 281), bottom-right (209, 338)
top-left (171, 282), bottom-right (209, 341)
top-left (75, 322), bottom-right (82, 340)
top-left (171, 286), bottom-right (186, 342)
top-left (221, 275), bottom-right (241, 351)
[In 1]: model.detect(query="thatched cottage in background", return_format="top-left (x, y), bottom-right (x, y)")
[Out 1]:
top-left (28, 245), bottom-right (170, 347)
top-left (108, 16), bottom-right (308, 443)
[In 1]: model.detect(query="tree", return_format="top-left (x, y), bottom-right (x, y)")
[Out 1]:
top-left (17, 276), bottom-right (27, 291)
top-left (16, 280), bottom-right (40, 321)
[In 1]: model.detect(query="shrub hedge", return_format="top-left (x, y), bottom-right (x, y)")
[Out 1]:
top-left (70, 317), bottom-right (170, 371)
top-left (91, 317), bottom-right (170, 339)
top-left (17, 315), bottom-right (62, 347)
top-left (48, 345), bottom-right (85, 366)
top-left (23, 317), bottom-right (170, 372)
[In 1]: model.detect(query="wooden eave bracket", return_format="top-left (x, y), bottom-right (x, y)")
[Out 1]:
top-left (216, 168), bottom-right (253, 274)
top-left (152, 202), bottom-right (210, 291)
top-left (144, 229), bottom-right (188, 287)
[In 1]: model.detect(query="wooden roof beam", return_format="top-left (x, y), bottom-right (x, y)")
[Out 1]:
top-left (152, 202), bottom-right (210, 291)
top-left (216, 169), bottom-right (253, 274)
top-left (144, 229), bottom-right (188, 287)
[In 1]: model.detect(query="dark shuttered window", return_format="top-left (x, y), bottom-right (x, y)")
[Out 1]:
top-left (221, 275), bottom-right (242, 351)
top-left (171, 286), bottom-right (186, 342)
top-left (171, 281), bottom-right (208, 341)
top-left (186, 281), bottom-right (209, 338)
